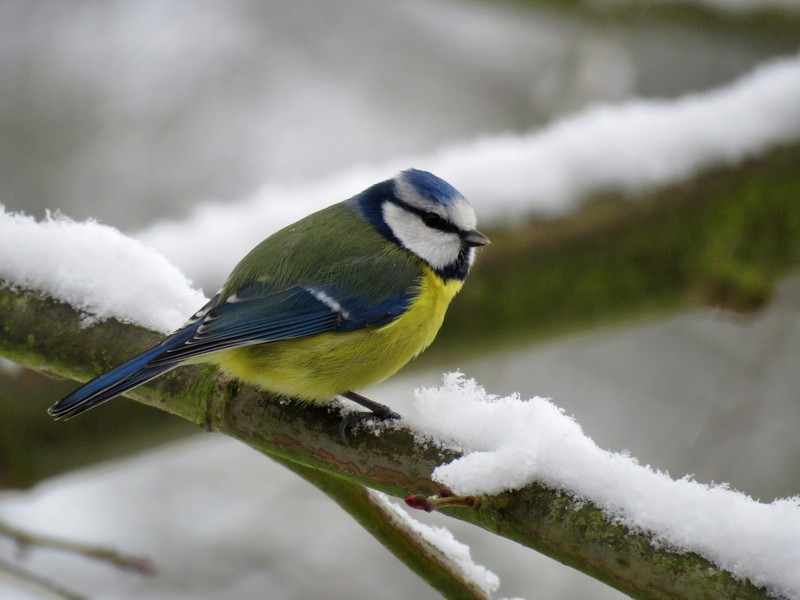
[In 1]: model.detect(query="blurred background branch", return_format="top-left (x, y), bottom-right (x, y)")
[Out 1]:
top-left (0, 519), bottom-right (155, 575)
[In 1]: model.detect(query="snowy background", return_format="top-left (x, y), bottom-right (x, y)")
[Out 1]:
top-left (2, 1), bottom-right (800, 599)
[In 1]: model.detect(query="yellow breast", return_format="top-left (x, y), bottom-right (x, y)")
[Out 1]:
top-left (208, 266), bottom-right (462, 402)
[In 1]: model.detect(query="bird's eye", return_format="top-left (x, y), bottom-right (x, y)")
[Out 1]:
top-left (421, 212), bottom-right (447, 229)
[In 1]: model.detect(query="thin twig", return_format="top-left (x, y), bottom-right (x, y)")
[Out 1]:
top-left (0, 520), bottom-right (156, 575)
top-left (0, 556), bottom-right (86, 600)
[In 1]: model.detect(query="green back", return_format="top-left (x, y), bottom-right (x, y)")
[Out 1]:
top-left (220, 202), bottom-right (421, 301)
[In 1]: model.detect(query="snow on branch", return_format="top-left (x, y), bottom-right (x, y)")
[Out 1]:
top-left (137, 52), bottom-right (800, 283)
top-left (0, 207), bottom-right (207, 333)
top-left (0, 283), bottom-right (784, 600)
top-left (0, 205), bottom-right (795, 595)
top-left (4, 54), bottom-right (797, 292)
top-left (407, 373), bottom-right (800, 599)
top-left (369, 490), bottom-right (500, 597)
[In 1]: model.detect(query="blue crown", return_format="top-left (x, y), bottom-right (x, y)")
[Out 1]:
top-left (400, 168), bottom-right (464, 206)
top-left (347, 169), bottom-right (464, 243)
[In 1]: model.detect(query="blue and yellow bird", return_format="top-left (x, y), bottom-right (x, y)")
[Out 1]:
top-left (49, 169), bottom-right (489, 420)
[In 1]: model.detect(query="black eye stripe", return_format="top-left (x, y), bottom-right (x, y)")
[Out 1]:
top-left (389, 198), bottom-right (461, 234)
top-left (422, 212), bottom-right (446, 228)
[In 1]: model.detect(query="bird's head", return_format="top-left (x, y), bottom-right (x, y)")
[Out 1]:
top-left (351, 169), bottom-right (489, 280)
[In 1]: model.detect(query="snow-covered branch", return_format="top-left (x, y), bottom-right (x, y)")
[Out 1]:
top-left (0, 281), bottom-right (788, 600)
top-left (136, 51), bottom-right (800, 284)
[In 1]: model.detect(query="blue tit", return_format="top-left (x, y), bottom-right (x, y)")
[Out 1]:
top-left (49, 168), bottom-right (489, 420)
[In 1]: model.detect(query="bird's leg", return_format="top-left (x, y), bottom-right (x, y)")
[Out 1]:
top-left (341, 391), bottom-right (401, 420)
top-left (337, 391), bottom-right (401, 444)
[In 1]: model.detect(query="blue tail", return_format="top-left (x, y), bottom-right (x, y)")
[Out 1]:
top-left (48, 324), bottom-right (200, 419)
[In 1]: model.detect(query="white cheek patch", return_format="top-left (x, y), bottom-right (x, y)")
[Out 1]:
top-left (383, 202), bottom-right (461, 270)
top-left (464, 247), bottom-right (476, 269)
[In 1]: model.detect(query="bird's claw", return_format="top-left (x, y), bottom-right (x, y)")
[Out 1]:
top-left (337, 395), bottom-right (401, 444)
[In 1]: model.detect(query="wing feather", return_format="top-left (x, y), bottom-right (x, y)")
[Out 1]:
top-left (148, 282), bottom-right (414, 365)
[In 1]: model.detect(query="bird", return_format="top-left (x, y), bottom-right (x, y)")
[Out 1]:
top-left (48, 168), bottom-right (489, 420)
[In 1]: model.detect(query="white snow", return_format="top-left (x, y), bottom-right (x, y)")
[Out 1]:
top-left (369, 490), bottom-right (500, 596)
top-left (0, 207), bottom-right (207, 333)
top-left (404, 372), bottom-right (800, 599)
top-left (137, 51), bottom-right (800, 284)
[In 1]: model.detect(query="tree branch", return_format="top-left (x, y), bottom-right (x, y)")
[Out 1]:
top-left (0, 283), bottom-right (777, 600)
top-left (0, 557), bottom-right (85, 600)
top-left (0, 520), bottom-right (155, 575)
top-left (273, 457), bottom-right (493, 600)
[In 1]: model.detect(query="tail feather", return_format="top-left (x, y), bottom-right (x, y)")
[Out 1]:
top-left (48, 325), bottom-right (199, 419)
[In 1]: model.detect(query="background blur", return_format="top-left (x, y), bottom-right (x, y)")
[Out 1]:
top-left (1, 1), bottom-right (799, 599)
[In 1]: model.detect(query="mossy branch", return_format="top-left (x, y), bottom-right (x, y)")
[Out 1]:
top-left (0, 283), bottom-right (778, 600)
top-left (272, 457), bottom-right (493, 600)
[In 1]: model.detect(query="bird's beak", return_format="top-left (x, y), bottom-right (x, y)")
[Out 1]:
top-left (463, 229), bottom-right (490, 247)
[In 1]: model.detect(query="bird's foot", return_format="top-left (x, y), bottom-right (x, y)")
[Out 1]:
top-left (338, 391), bottom-right (401, 443)
top-left (341, 391), bottom-right (401, 420)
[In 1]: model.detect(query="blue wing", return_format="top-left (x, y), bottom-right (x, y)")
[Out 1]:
top-left (150, 282), bottom-right (413, 363)
top-left (47, 320), bottom-right (202, 419)
top-left (48, 283), bottom-right (414, 419)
